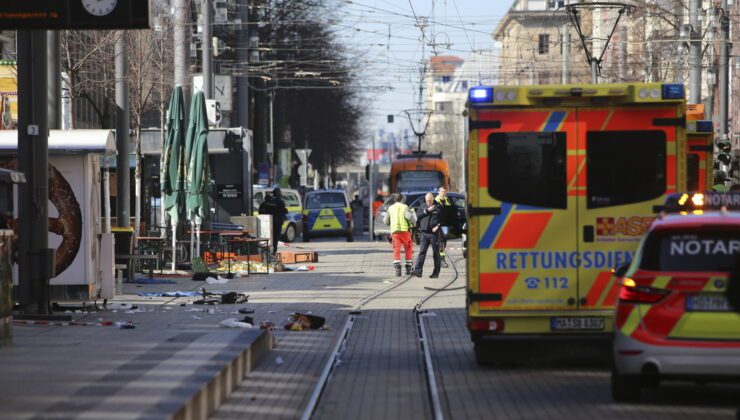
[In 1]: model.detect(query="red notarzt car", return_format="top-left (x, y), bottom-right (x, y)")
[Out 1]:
top-left (611, 193), bottom-right (740, 402)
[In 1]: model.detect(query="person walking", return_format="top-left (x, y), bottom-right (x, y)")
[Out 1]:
top-left (383, 193), bottom-right (416, 276)
top-left (259, 187), bottom-right (288, 255)
top-left (413, 193), bottom-right (442, 278)
top-left (434, 186), bottom-right (456, 268)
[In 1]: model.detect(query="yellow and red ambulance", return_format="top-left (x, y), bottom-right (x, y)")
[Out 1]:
top-left (466, 83), bottom-right (687, 360)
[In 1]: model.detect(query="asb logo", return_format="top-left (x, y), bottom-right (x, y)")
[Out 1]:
top-left (596, 216), bottom-right (655, 237)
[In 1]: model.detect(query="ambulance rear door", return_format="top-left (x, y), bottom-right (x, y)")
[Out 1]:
top-left (471, 108), bottom-right (579, 313)
top-left (575, 106), bottom-right (681, 311)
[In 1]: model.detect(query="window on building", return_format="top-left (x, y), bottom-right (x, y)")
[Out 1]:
top-left (442, 76), bottom-right (451, 83)
top-left (538, 34), bottom-right (550, 54)
top-left (586, 131), bottom-right (666, 208)
top-left (435, 101), bottom-right (452, 112)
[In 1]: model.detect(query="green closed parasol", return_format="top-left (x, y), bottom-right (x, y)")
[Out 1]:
top-left (161, 86), bottom-right (186, 271)
top-left (184, 91), bottom-right (210, 258)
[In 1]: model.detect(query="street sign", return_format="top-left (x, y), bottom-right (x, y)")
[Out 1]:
top-left (257, 162), bottom-right (269, 186)
top-left (0, 0), bottom-right (150, 30)
top-left (216, 184), bottom-right (242, 199)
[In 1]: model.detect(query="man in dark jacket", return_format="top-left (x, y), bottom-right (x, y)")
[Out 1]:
top-left (413, 192), bottom-right (442, 278)
top-left (259, 188), bottom-right (288, 254)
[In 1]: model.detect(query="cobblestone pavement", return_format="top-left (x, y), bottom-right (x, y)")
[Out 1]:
top-left (6, 236), bottom-right (735, 419)
top-left (215, 238), bottom-right (739, 420)
top-left (420, 258), bottom-right (740, 420)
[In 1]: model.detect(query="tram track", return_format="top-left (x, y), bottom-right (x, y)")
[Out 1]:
top-left (300, 253), bottom-right (463, 420)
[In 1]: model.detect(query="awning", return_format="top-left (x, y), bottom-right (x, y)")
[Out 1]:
top-left (0, 130), bottom-right (116, 154)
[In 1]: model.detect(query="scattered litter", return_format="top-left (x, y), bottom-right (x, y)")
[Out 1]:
top-left (383, 280), bottom-right (393, 284)
top-left (206, 276), bottom-right (229, 284)
top-left (192, 271), bottom-right (219, 281)
top-left (163, 306), bottom-right (173, 310)
top-left (191, 315), bottom-right (202, 320)
top-left (14, 319), bottom-right (114, 327)
top-left (267, 310), bottom-right (277, 314)
top-left (115, 321), bottom-right (135, 329)
top-left (125, 278), bottom-right (176, 285)
top-left (284, 313), bottom-right (325, 330)
top-left (219, 318), bottom-right (253, 328)
top-left (241, 316), bottom-right (254, 324)
top-left (137, 291), bottom-right (201, 297)
top-left (238, 308), bottom-right (255, 314)
top-left (274, 356), bottom-right (284, 365)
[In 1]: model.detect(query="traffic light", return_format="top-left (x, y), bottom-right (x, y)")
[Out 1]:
top-left (717, 139), bottom-right (732, 166)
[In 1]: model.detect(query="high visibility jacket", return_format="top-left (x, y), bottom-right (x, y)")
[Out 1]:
top-left (387, 202), bottom-right (412, 233)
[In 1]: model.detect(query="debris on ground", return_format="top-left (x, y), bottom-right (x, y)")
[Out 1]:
top-left (206, 276), bottom-right (229, 284)
top-left (274, 356), bottom-right (284, 365)
top-left (238, 308), bottom-right (255, 314)
top-left (192, 271), bottom-right (220, 281)
top-left (125, 278), bottom-right (177, 285)
top-left (219, 318), bottom-right (253, 328)
top-left (115, 321), bottom-right (135, 329)
top-left (283, 313), bottom-right (326, 330)
top-left (193, 289), bottom-right (249, 305)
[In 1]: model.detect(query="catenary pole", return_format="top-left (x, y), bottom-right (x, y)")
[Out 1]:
top-left (719, 0), bottom-right (730, 137)
top-left (17, 31), bottom-right (50, 314)
top-left (202, 0), bottom-right (214, 99)
top-left (174, 0), bottom-right (191, 107)
top-left (115, 32), bottom-right (130, 228)
top-left (689, 0), bottom-right (702, 103)
top-left (562, 23), bottom-right (569, 84)
top-left (237, 0), bottom-right (250, 212)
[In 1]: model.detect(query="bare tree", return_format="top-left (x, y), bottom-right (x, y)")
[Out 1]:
top-left (127, 29), bottom-right (161, 236)
top-left (60, 30), bottom-right (117, 128)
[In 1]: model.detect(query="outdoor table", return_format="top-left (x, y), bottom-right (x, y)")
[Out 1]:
top-left (136, 236), bottom-right (166, 273)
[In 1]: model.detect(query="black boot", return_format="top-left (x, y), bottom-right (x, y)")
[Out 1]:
top-left (405, 263), bottom-right (413, 276)
top-left (394, 263), bottom-right (402, 277)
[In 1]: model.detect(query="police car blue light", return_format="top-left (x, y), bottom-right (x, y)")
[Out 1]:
top-left (469, 86), bottom-right (493, 103)
top-left (661, 83), bottom-right (684, 99)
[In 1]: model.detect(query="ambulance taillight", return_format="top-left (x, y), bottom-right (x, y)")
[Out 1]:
top-left (468, 318), bottom-right (505, 332)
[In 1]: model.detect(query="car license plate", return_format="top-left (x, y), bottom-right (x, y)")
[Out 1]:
top-left (551, 317), bottom-right (605, 331)
top-left (685, 295), bottom-right (732, 312)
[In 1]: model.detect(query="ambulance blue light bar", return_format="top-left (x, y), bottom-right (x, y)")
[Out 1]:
top-left (661, 84), bottom-right (684, 100)
top-left (469, 86), bottom-right (493, 103)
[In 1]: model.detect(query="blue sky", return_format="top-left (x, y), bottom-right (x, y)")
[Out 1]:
top-left (335, 0), bottom-right (515, 134)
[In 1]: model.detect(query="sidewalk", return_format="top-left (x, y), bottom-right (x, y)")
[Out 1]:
top-left (0, 277), bottom-right (272, 420)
